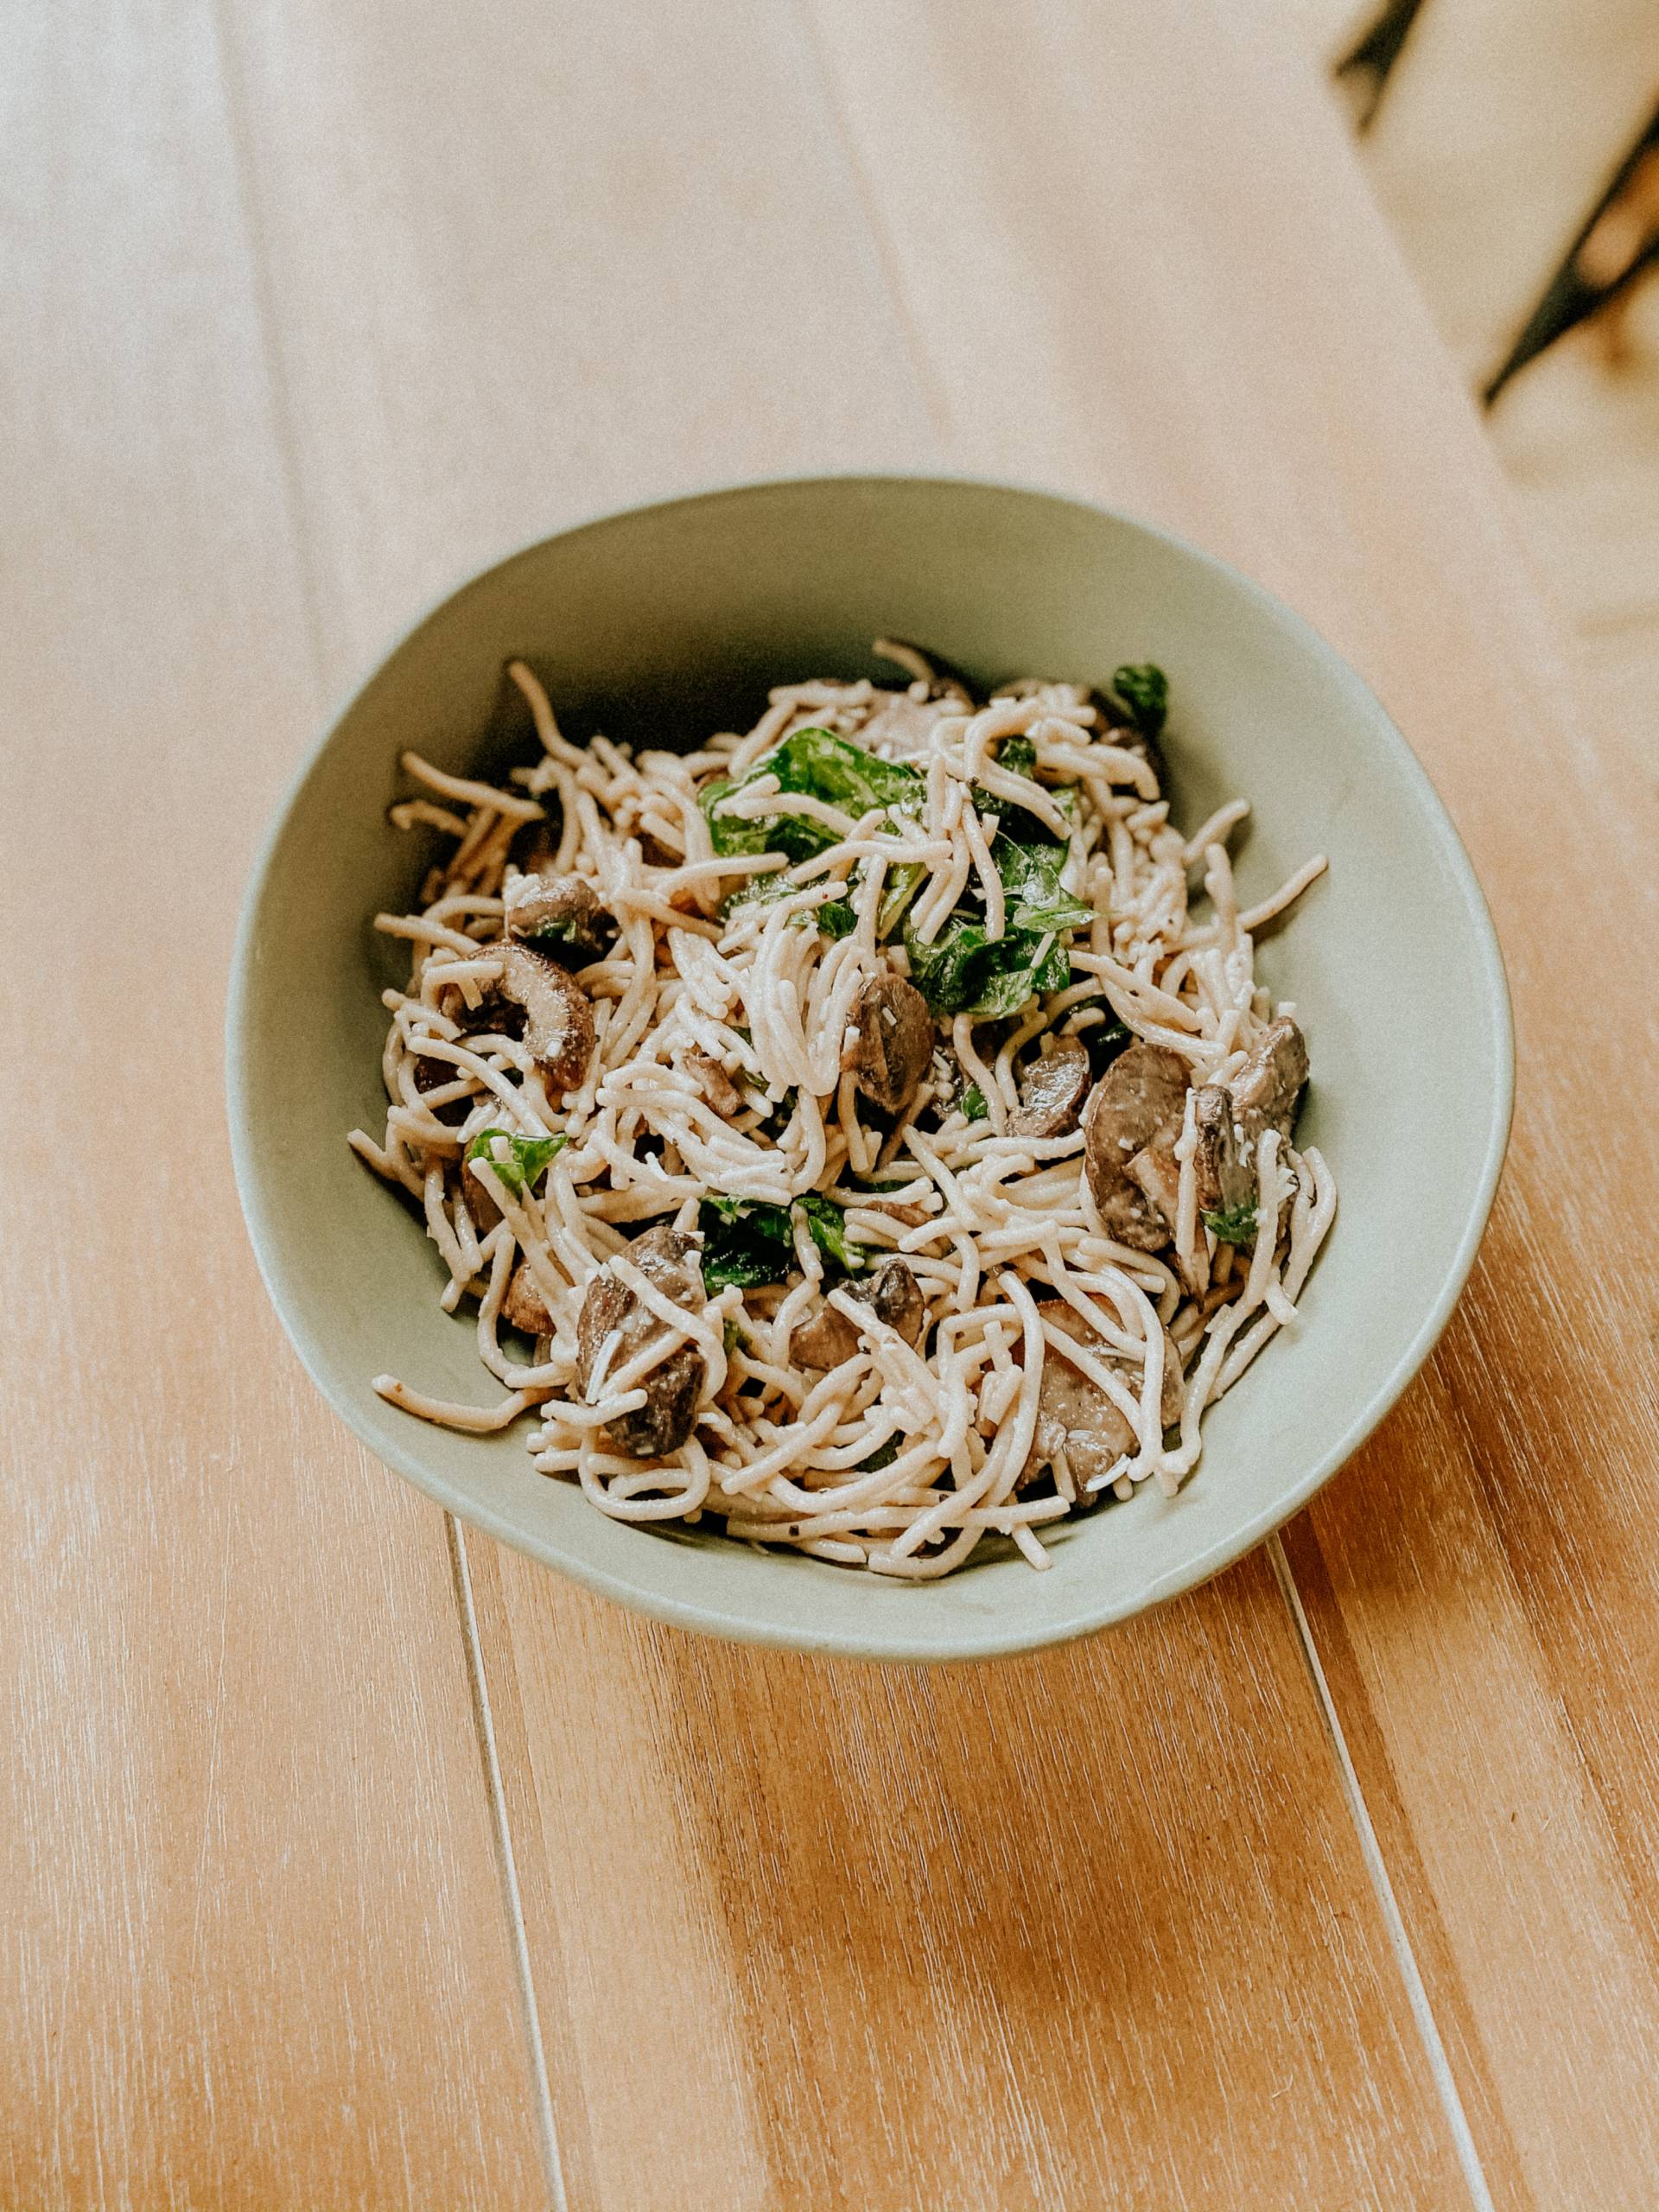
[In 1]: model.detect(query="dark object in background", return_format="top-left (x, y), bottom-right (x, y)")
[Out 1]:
top-left (1484, 104), bottom-right (1659, 405)
top-left (1334, 0), bottom-right (1431, 132)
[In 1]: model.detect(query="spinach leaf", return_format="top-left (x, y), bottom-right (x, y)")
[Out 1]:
top-left (1201, 1201), bottom-right (1258, 1246)
top-left (873, 861), bottom-right (925, 939)
top-left (796, 1191), bottom-right (867, 1273)
top-left (1109, 663), bottom-right (1168, 739)
top-left (972, 733), bottom-right (1071, 848)
top-left (959, 1084), bottom-right (988, 1122)
top-left (703, 726), bottom-right (923, 861)
top-left (466, 1128), bottom-right (568, 1195)
top-left (816, 899), bottom-right (857, 939)
top-left (718, 871), bottom-right (801, 917)
top-left (697, 1189), bottom-right (868, 1288)
top-left (998, 838), bottom-right (1093, 935)
top-left (902, 835), bottom-right (1090, 1019)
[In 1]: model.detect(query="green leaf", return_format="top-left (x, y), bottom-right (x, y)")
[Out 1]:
top-left (959, 1084), bottom-right (988, 1122)
top-left (1110, 663), bottom-right (1168, 739)
top-left (524, 916), bottom-right (589, 952)
top-left (697, 1190), bottom-right (868, 1288)
top-left (703, 778), bottom-right (834, 864)
top-left (467, 1127), bottom-right (568, 1196)
top-left (999, 837), bottom-right (1094, 934)
top-left (902, 833), bottom-right (1090, 1020)
top-left (1201, 1201), bottom-right (1258, 1246)
top-left (816, 899), bottom-right (857, 939)
top-left (770, 726), bottom-right (924, 811)
top-left (717, 871), bottom-right (801, 917)
top-left (858, 1438), bottom-right (900, 1471)
top-left (703, 726), bottom-right (923, 863)
top-left (796, 1191), bottom-right (868, 1274)
top-left (873, 859), bottom-right (925, 939)
top-left (971, 734), bottom-right (1070, 848)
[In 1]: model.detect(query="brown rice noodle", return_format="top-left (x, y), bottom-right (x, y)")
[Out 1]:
top-left (350, 652), bottom-right (1334, 1577)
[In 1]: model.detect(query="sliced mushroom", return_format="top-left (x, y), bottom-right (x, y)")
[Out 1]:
top-left (502, 1262), bottom-right (553, 1338)
top-left (842, 971), bottom-right (933, 1115)
top-left (1081, 1042), bottom-right (1191, 1250)
top-left (1230, 1016), bottom-right (1308, 1144)
top-left (575, 1224), bottom-right (707, 1459)
top-left (1018, 1306), bottom-right (1185, 1503)
top-left (498, 938), bottom-right (594, 1096)
top-left (1191, 1019), bottom-right (1308, 1214)
top-left (685, 1047), bottom-right (743, 1120)
top-left (1125, 1137), bottom-right (1182, 1227)
top-left (503, 871), bottom-right (605, 959)
top-left (410, 1054), bottom-right (473, 1128)
top-left (927, 1042), bottom-right (968, 1118)
top-left (1192, 1084), bottom-right (1251, 1217)
top-left (790, 1257), bottom-right (925, 1370)
top-left (1009, 1037), bottom-right (1090, 1139)
top-left (412, 986), bottom-right (525, 1125)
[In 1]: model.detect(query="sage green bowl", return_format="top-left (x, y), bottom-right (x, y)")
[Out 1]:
top-left (227, 475), bottom-right (1511, 1662)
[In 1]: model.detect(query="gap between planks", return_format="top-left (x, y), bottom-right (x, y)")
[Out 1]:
top-left (778, 5), bottom-right (1499, 2181)
top-left (448, 1518), bottom-right (568, 2212)
top-left (1268, 1532), bottom-right (1496, 2212)
top-left (208, 1), bottom-right (569, 2196)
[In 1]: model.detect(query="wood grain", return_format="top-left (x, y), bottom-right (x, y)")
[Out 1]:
top-left (16, 0), bottom-right (1659, 2202)
top-left (1361, 0), bottom-right (1659, 380)
top-left (219, 0), bottom-right (1521, 2202)
top-left (0, 3), bottom-right (546, 2202)
top-left (800, 7), bottom-right (1659, 2200)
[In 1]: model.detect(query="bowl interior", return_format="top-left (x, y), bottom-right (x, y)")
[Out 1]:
top-left (229, 477), bottom-right (1510, 1660)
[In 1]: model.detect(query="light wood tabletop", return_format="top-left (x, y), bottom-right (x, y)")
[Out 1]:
top-left (7, 3), bottom-right (1657, 2206)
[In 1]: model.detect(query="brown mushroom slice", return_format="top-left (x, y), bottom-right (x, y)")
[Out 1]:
top-left (1230, 1016), bottom-right (1309, 1146)
top-left (1081, 1042), bottom-right (1191, 1251)
top-left (1192, 1084), bottom-right (1250, 1216)
top-left (412, 982), bottom-right (526, 1126)
top-left (498, 938), bottom-right (594, 1095)
top-left (790, 1257), bottom-right (925, 1370)
top-left (575, 1224), bottom-right (707, 1459)
top-left (1018, 1306), bottom-right (1185, 1503)
top-left (1125, 1139), bottom-right (1182, 1228)
top-left (1009, 1036), bottom-right (1090, 1139)
top-left (410, 1052), bottom-right (474, 1128)
top-left (685, 1048), bottom-right (743, 1120)
top-left (501, 1261), bottom-right (553, 1338)
top-left (842, 971), bottom-right (933, 1115)
top-left (503, 871), bottom-right (605, 958)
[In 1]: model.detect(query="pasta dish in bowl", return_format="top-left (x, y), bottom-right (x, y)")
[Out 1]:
top-left (228, 476), bottom-right (1510, 1657)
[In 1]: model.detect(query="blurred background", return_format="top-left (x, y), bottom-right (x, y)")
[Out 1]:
top-left (1293, 0), bottom-right (1659, 772)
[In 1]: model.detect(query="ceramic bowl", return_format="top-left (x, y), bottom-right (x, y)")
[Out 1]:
top-left (227, 476), bottom-right (1511, 1660)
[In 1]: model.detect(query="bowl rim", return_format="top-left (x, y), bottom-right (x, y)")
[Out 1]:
top-left (226, 470), bottom-right (1515, 1661)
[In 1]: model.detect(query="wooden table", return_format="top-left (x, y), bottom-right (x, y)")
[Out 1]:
top-left (8, 4), bottom-right (1656, 2204)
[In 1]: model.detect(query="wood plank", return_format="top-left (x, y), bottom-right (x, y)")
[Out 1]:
top-left (224, 1), bottom-right (1495, 2202)
top-left (0, 3), bottom-right (547, 2202)
top-left (780, 2), bottom-right (1659, 2200)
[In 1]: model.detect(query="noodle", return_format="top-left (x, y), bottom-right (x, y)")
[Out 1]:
top-left (349, 651), bottom-right (1334, 1578)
